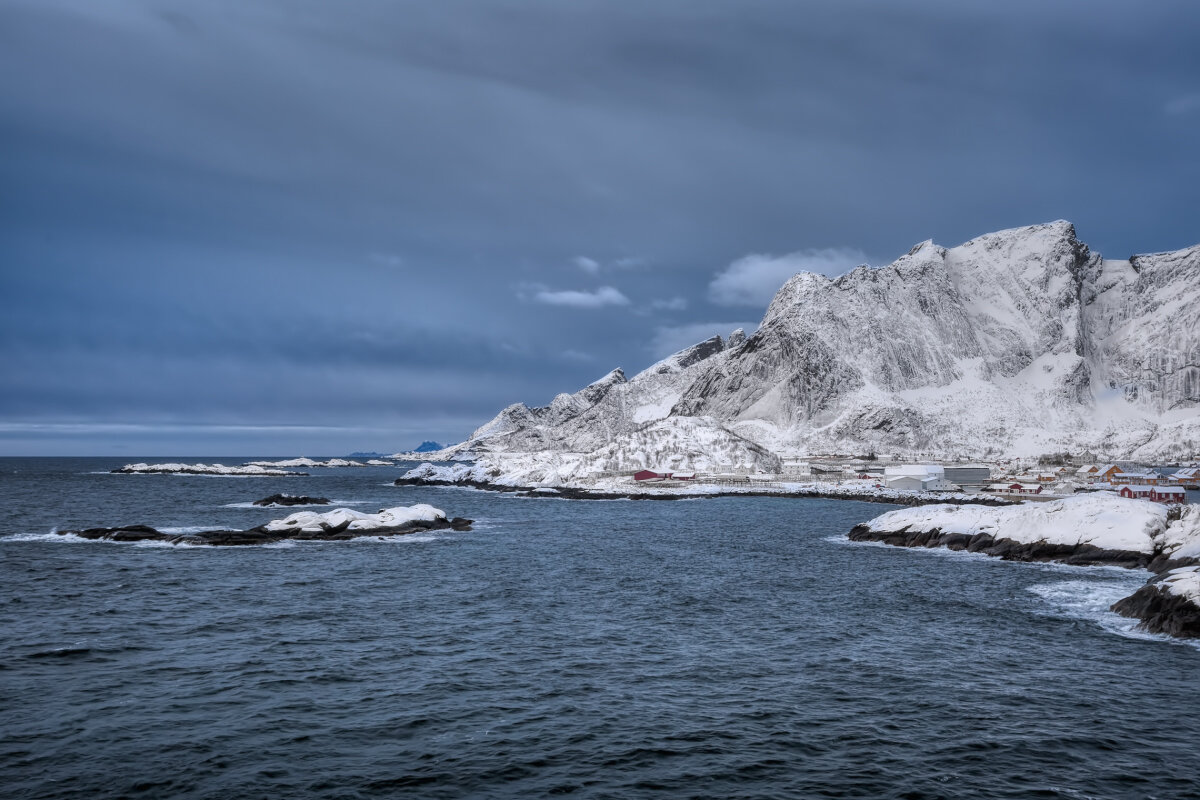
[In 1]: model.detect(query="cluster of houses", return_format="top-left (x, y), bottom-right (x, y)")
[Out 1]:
top-left (986, 463), bottom-right (1195, 504)
top-left (1077, 464), bottom-right (1200, 487)
top-left (626, 459), bottom-right (1195, 505)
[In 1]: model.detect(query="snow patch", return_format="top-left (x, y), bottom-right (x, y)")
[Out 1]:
top-left (262, 504), bottom-right (446, 533)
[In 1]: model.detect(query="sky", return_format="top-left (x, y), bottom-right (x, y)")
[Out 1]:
top-left (1, 0), bottom-right (1197, 456)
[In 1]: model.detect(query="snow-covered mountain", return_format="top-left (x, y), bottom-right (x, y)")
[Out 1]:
top-left (438, 222), bottom-right (1198, 484)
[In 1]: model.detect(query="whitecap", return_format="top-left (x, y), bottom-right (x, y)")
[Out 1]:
top-left (1027, 579), bottom-right (1200, 649)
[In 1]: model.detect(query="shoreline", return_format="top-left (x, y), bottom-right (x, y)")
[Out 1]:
top-left (844, 498), bottom-right (1200, 639)
top-left (392, 477), bottom-right (1016, 507)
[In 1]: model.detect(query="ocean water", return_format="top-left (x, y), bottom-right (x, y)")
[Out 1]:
top-left (1, 457), bottom-right (1198, 799)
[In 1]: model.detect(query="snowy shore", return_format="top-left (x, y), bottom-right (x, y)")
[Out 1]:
top-left (55, 504), bottom-right (473, 545)
top-left (395, 461), bottom-right (1014, 507)
top-left (850, 496), bottom-right (1200, 638)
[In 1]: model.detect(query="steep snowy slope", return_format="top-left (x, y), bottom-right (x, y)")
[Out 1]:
top-left (443, 221), bottom-right (1198, 480)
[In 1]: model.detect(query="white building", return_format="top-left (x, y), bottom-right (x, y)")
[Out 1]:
top-left (883, 464), bottom-right (958, 492)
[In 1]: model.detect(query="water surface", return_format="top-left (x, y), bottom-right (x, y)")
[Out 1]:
top-left (1, 458), bottom-right (1197, 798)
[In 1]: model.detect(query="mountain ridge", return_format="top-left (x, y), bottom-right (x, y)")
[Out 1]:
top-left (438, 221), bottom-right (1198, 484)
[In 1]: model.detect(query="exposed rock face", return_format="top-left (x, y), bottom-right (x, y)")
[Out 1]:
top-left (449, 222), bottom-right (1198, 481)
top-left (1111, 571), bottom-right (1200, 639)
top-left (847, 524), bottom-right (1152, 569)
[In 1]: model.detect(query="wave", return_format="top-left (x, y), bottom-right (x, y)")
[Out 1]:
top-left (1025, 579), bottom-right (1198, 649)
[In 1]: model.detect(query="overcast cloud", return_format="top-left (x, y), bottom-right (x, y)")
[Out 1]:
top-left (0, 0), bottom-right (1197, 454)
top-left (709, 248), bottom-right (870, 306)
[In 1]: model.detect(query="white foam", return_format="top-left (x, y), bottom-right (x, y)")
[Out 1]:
top-left (4, 531), bottom-right (93, 544)
top-left (1027, 579), bottom-right (1200, 649)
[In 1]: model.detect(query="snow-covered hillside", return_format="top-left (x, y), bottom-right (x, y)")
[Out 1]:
top-left (436, 222), bottom-right (1199, 483)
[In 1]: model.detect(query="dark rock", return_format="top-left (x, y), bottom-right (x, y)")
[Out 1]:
top-left (253, 494), bottom-right (330, 507)
top-left (57, 515), bottom-right (473, 547)
top-left (1111, 581), bottom-right (1200, 639)
top-left (68, 525), bottom-right (167, 542)
top-left (847, 524), bottom-right (1152, 569)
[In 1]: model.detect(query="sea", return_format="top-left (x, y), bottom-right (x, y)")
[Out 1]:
top-left (2, 457), bottom-right (1198, 799)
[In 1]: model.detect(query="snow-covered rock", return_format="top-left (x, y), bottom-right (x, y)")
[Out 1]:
top-left (398, 461), bottom-right (500, 485)
top-left (112, 462), bottom-right (303, 476)
top-left (850, 493), bottom-right (1200, 639)
top-left (1110, 564), bottom-right (1200, 639)
top-left (263, 504), bottom-right (446, 533)
top-left (243, 458), bottom-right (366, 468)
top-left (56, 504), bottom-right (472, 546)
top-left (853, 493), bottom-right (1168, 558)
top-left (447, 221), bottom-right (1198, 486)
top-left (1154, 504), bottom-right (1200, 563)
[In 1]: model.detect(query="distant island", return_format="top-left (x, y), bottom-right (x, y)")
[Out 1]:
top-left (413, 441), bottom-right (443, 452)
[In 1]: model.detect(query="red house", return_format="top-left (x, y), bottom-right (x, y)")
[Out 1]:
top-left (1119, 485), bottom-right (1154, 500)
top-left (634, 470), bottom-right (671, 482)
top-left (1152, 486), bottom-right (1187, 504)
top-left (1119, 485), bottom-right (1187, 504)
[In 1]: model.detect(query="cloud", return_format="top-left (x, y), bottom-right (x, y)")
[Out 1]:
top-left (649, 321), bottom-right (758, 359)
top-left (572, 256), bottom-right (600, 274)
top-left (1165, 94), bottom-right (1200, 115)
top-left (531, 286), bottom-right (630, 308)
top-left (708, 248), bottom-right (868, 306)
top-left (649, 296), bottom-right (688, 311)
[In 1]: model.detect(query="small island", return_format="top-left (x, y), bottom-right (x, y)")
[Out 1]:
top-left (56, 505), bottom-right (473, 546)
top-left (252, 494), bottom-right (331, 507)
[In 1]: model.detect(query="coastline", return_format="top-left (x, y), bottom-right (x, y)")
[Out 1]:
top-left (392, 476), bottom-right (1017, 507)
top-left (844, 497), bottom-right (1200, 639)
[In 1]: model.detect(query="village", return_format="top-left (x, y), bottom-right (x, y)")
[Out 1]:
top-left (626, 461), bottom-right (1199, 505)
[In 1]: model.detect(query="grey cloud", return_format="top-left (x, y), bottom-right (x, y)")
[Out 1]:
top-left (530, 286), bottom-right (630, 309)
top-left (1, 0), bottom-right (1197, 453)
top-left (709, 248), bottom-right (869, 307)
top-left (572, 256), bottom-right (601, 274)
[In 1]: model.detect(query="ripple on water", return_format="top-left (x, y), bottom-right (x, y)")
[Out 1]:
top-left (1, 462), bottom-right (1199, 799)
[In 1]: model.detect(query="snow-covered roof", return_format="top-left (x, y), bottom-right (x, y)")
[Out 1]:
top-left (884, 464), bottom-right (945, 478)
